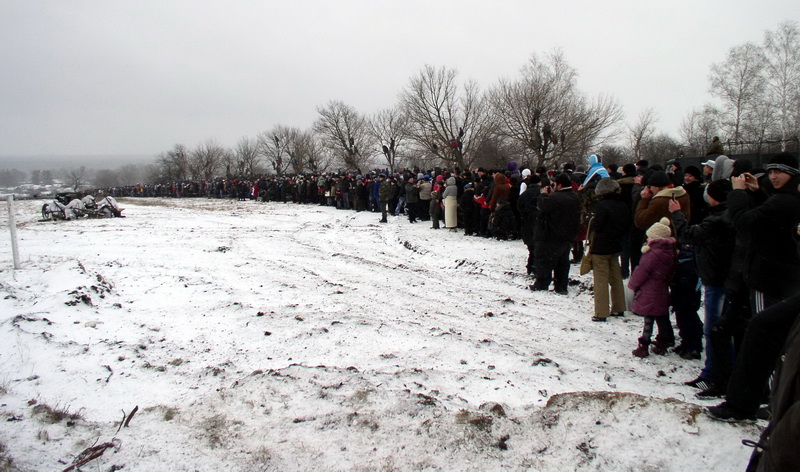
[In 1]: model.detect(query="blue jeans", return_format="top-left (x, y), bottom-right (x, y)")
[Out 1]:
top-left (395, 196), bottom-right (406, 215)
top-left (700, 285), bottom-right (726, 380)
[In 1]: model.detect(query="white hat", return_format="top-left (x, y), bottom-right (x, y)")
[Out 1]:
top-left (646, 217), bottom-right (672, 240)
top-left (703, 160), bottom-right (716, 168)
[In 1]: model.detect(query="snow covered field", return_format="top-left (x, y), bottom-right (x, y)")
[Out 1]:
top-left (0, 197), bottom-right (763, 471)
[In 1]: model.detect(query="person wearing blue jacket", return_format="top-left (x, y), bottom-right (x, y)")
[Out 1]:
top-left (581, 154), bottom-right (610, 188)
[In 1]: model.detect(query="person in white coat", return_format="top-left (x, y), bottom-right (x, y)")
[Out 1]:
top-left (442, 176), bottom-right (459, 231)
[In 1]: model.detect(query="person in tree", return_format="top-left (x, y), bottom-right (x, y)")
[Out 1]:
top-left (706, 136), bottom-right (724, 156)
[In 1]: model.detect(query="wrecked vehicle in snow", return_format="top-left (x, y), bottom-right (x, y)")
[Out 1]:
top-left (41, 194), bottom-right (124, 220)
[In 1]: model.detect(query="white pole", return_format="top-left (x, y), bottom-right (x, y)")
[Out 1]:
top-left (7, 196), bottom-right (20, 269)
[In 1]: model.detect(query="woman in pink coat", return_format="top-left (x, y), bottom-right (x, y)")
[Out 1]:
top-left (628, 217), bottom-right (677, 357)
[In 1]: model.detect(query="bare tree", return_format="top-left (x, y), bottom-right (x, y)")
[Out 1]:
top-left (400, 65), bottom-right (493, 170)
top-left (628, 108), bottom-right (659, 161)
top-left (595, 144), bottom-right (630, 167)
top-left (66, 166), bottom-right (89, 191)
top-left (190, 139), bottom-right (226, 180)
top-left (257, 126), bottom-right (291, 176)
top-left (469, 135), bottom-right (520, 170)
top-left (368, 106), bottom-right (410, 172)
top-left (679, 107), bottom-right (719, 156)
top-left (763, 20), bottom-right (800, 148)
top-left (154, 144), bottom-right (190, 183)
top-left (282, 127), bottom-right (308, 175)
top-left (488, 51), bottom-right (623, 169)
top-left (258, 125), bottom-right (311, 175)
top-left (639, 133), bottom-right (682, 167)
top-left (313, 100), bottom-right (372, 172)
top-left (708, 42), bottom-right (766, 144)
top-left (234, 137), bottom-right (262, 177)
top-left (298, 131), bottom-right (335, 175)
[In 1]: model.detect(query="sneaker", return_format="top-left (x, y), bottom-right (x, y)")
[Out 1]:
top-left (591, 316), bottom-right (607, 322)
top-left (706, 402), bottom-right (757, 422)
top-left (684, 376), bottom-right (712, 390)
top-left (695, 385), bottom-right (725, 399)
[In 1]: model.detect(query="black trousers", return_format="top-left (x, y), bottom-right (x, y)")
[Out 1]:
top-left (726, 292), bottom-right (800, 414)
top-left (532, 241), bottom-right (571, 293)
top-left (671, 259), bottom-right (703, 351)
top-left (709, 286), bottom-right (751, 387)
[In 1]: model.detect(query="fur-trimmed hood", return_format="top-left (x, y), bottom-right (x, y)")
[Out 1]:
top-left (653, 186), bottom-right (687, 199)
top-left (642, 236), bottom-right (676, 254)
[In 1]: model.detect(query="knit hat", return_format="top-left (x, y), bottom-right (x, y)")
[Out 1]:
top-left (706, 179), bottom-right (732, 203)
top-left (646, 217), bottom-right (672, 240)
top-left (684, 165), bottom-right (702, 180)
top-left (765, 153), bottom-right (799, 176)
top-left (521, 168), bottom-right (531, 178)
top-left (647, 171), bottom-right (671, 188)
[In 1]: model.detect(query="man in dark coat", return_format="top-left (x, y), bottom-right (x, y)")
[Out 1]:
top-left (617, 163), bottom-right (637, 278)
top-left (518, 174), bottom-right (542, 275)
top-left (378, 174), bottom-right (391, 223)
top-left (682, 165), bottom-right (708, 225)
top-left (531, 173), bottom-right (581, 294)
top-left (727, 153), bottom-right (800, 308)
top-left (707, 153), bottom-right (800, 422)
top-left (404, 177), bottom-right (420, 223)
top-left (460, 184), bottom-right (480, 236)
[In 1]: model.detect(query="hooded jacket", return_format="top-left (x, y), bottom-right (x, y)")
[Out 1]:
top-left (442, 177), bottom-right (458, 199)
top-left (581, 154), bottom-right (610, 187)
top-left (489, 173), bottom-right (510, 211)
top-left (628, 237), bottom-right (676, 317)
top-left (711, 155), bottom-right (735, 181)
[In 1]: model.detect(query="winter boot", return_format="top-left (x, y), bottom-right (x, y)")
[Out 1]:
top-left (651, 341), bottom-right (668, 355)
top-left (651, 336), bottom-right (675, 356)
top-left (632, 338), bottom-right (650, 358)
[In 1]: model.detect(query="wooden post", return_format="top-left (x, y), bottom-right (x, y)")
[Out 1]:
top-left (7, 196), bottom-right (20, 269)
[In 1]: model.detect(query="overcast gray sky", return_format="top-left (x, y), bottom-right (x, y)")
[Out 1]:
top-left (1, 0), bottom-right (799, 160)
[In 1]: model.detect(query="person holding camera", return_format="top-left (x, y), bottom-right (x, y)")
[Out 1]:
top-left (530, 173), bottom-right (581, 295)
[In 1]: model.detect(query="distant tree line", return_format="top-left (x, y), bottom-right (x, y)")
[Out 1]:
top-left (3, 21), bottom-right (797, 191)
top-left (146, 21), bottom-right (796, 183)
